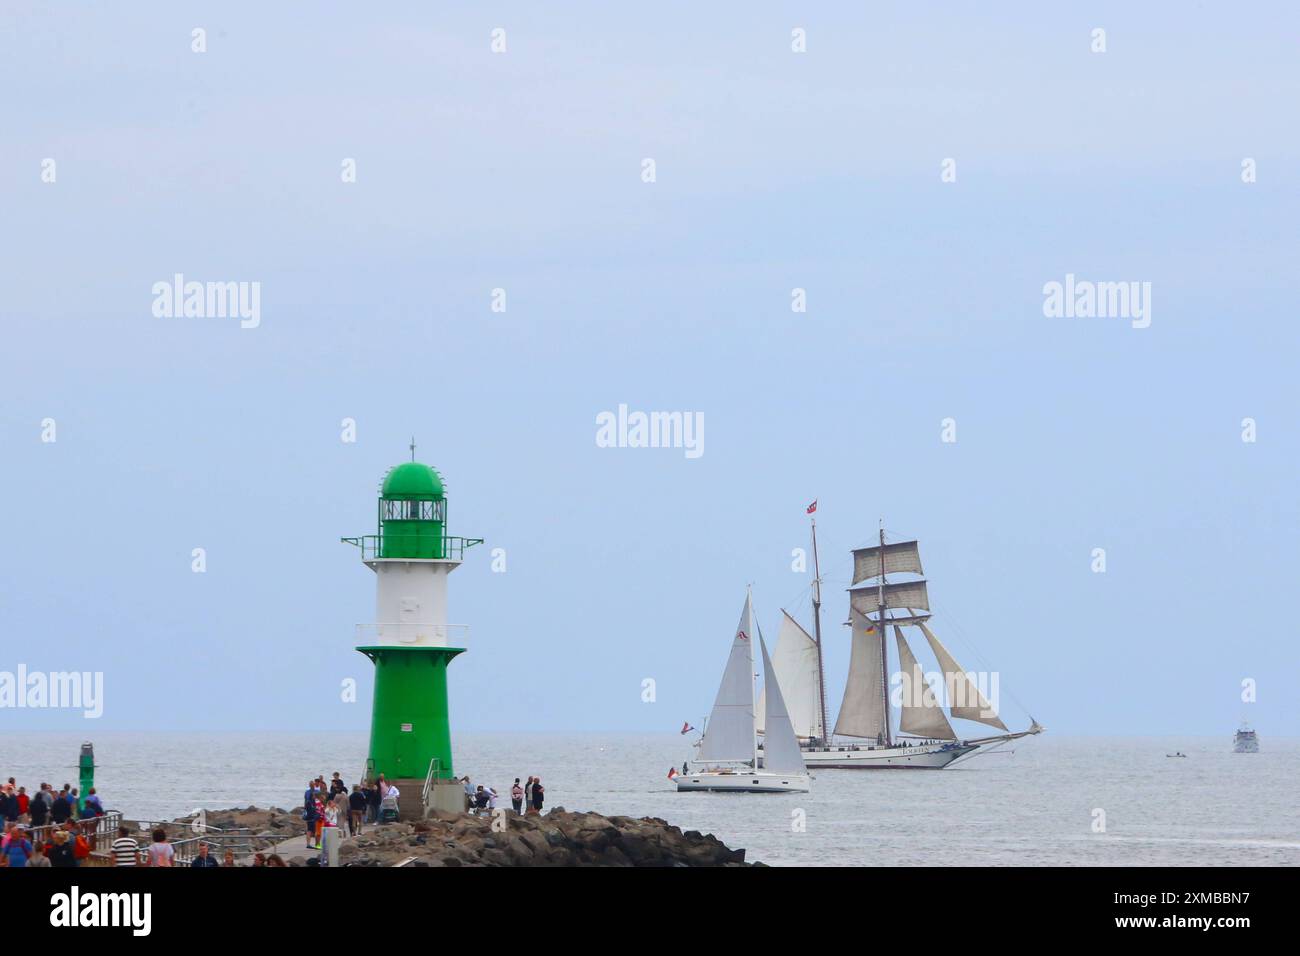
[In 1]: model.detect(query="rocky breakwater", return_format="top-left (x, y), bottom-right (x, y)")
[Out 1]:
top-left (325, 807), bottom-right (754, 867)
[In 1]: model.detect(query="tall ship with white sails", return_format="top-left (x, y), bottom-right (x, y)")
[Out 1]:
top-left (758, 513), bottom-right (1043, 770)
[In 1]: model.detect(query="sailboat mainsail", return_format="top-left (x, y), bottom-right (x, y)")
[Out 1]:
top-left (696, 593), bottom-right (757, 764)
top-left (894, 626), bottom-right (956, 740)
top-left (832, 609), bottom-right (886, 740)
top-left (916, 620), bottom-right (1008, 731)
top-left (755, 611), bottom-right (825, 740)
top-left (758, 633), bottom-right (807, 774)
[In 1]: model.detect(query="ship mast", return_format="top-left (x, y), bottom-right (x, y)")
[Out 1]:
top-left (877, 522), bottom-right (893, 747)
top-left (810, 515), bottom-right (830, 747)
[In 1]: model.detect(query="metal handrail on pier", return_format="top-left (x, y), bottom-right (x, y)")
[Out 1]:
top-left (26, 811), bottom-right (122, 855)
top-left (421, 757), bottom-right (450, 812)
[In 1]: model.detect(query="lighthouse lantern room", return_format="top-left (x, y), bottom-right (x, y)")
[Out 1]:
top-left (343, 451), bottom-right (481, 815)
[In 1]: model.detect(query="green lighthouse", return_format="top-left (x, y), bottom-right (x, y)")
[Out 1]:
top-left (343, 450), bottom-right (481, 815)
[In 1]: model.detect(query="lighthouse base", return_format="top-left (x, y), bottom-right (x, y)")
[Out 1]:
top-left (356, 644), bottom-right (464, 785)
top-left (426, 779), bottom-right (468, 816)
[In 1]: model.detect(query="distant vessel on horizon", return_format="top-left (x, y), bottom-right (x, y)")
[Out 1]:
top-left (758, 519), bottom-right (1043, 770)
top-left (1233, 721), bottom-right (1259, 754)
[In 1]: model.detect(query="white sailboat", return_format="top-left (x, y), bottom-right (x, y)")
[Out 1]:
top-left (676, 591), bottom-right (810, 793)
top-left (761, 521), bottom-right (1043, 770)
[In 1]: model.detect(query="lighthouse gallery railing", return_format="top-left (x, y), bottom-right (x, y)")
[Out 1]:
top-left (341, 534), bottom-right (484, 561)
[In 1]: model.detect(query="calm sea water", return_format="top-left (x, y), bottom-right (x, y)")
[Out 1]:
top-left (6, 733), bottom-right (1297, 866)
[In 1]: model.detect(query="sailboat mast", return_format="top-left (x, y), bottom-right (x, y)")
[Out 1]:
top-left (749, 589), bottom-right (759, 769)
top-left (810, 516), bottom-right (830, 746)
top-left (877, 523), bottom-right (893, 746)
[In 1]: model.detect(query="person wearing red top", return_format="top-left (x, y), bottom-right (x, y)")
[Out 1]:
top-left (17, 788), bottom-right (30, 817)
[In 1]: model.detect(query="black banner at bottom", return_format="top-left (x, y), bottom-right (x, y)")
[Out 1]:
top-left (7, 865), bottom-right (1282, 941)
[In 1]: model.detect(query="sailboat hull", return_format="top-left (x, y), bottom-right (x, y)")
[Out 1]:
top-left (791, 742), bottom-right (976, 769)
top-left (675, 771), bottom-right (810, 793)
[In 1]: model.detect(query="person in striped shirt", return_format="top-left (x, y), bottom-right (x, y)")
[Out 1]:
top-left (111, 826), bottom-right (140, 866)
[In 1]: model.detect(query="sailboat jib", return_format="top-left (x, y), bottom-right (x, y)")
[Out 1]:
top-left (756, 611), bottom-right (825, 740)
top-left (696, 594), bottom-right (757, 764)
top-left (758, 633), bottom-right (807, 774)
top-left (851, 539), bottom-right (924, 584)
top-left (832, 609), bottom-right (886, 740)
top-left (849, 579), bottom-right (930, 615)
top-left (894, 627), bottom-right (956, 740)
top-left (916, 621), bottom-right (1008, 731)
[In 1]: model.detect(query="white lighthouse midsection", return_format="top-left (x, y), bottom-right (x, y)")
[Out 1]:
top-left (366, 559), bottom-right (462, 647)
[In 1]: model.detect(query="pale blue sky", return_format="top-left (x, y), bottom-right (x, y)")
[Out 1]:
top-left (2, 3), bottom-right (1297, 736)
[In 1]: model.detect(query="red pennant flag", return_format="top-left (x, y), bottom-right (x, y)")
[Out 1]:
top-left (680, 722), bottom-right (695, 735)
top-left (806, 500), bottom-right (817, 514)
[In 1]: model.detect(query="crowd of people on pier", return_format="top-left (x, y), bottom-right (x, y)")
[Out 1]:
top-left (300, 770), bottom-right (547, 848)
top-left (301, 772), bottom-right (377, 849)
top-left (1, 765), bottom-right (550, 867)
top-left (0, 776), bottom-right (112, 868)
top-left (460, 774), bottom-right (545, 816)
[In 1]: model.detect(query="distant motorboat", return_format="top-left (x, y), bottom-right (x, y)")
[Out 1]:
top-left (1166, 752), bottom-right (1187, 758)
top-left (1233, 722), bottom-right (1259, 754)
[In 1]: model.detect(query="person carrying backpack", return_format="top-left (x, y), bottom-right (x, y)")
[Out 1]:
top-left (2, 825), bottom-right (33, 868)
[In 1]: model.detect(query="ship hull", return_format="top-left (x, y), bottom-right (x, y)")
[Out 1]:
top-left (764, 741), bottom-right (977, 769)
top-left (804, 744), bottom-right (974, 769)
top-left (675, 770), bottom-right (809, 793)
top-left (1233, 734), bottom-right (1259, 754)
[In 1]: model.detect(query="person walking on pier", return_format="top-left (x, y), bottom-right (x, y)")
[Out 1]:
top-left (303, 780), bottom-right (320, 848)
top-left (332, 787), bottom-right (349, 831)
top-left (29, 786), bottom-right (49, 828)
top-left (511, 778), bottom-right (524, 815)
top-left (2, 824), bottom-right (33, 868)
top-left (50, 789), bottom-right (72, 825)
top-left (47, 830), bottom-right (77, 867)
top-left (365, 781), bottom-right (381, 824)
top-left (330, 772), bottom-right (346, 797)
top-left (190, 842), bottom-right (219, 867)
top-left (147, 828), bottom-right (174, 867)
top-left (311, 793), bottom-right (328, 848)
top-left (348, 784), bottom-right (366, 835)
top-left (111, 826), bottom-right (139, 866)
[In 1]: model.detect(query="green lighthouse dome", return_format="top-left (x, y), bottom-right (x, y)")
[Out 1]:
top-left (382, 461), bottom-right (445, 499)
